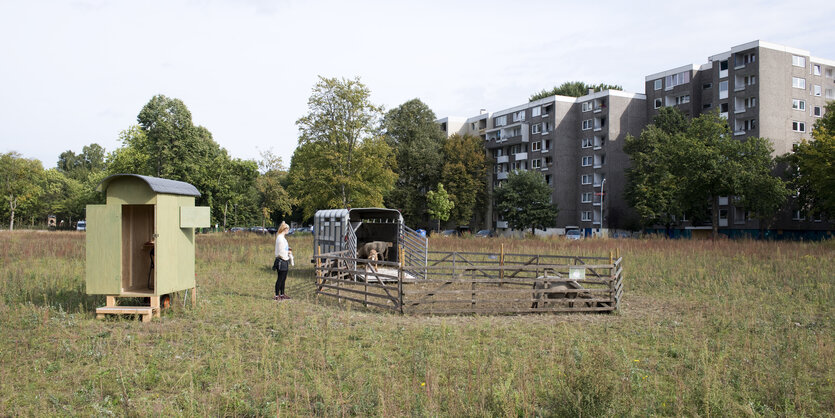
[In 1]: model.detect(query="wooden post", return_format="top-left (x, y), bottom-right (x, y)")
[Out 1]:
top-left (500, 243), bottom-right (505, 283)
top-left (616, 247), bottom-right (621, 261)
top-left (150, 295), bottom-right (160, 318)
top-left (315, 246), bottom-right (321, 300)
top-left (609, 251), bottom-right (613, 265)
top-left (191, 286), bottom-right (197, 306)
top-left (106, 296), bottom-right (116, 307)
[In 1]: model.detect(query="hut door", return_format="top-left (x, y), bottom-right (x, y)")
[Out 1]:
top-left (121, 205), bottom-right (155, 293)
top-left (86, 204), bottom-right (122, 294)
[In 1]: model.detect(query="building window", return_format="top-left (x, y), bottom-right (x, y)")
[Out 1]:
top-left (792, 121), bottom-right (806, 132)
top-left (581, 174), bottom-right (592, 185)
top-left (792, 99), bottom-right (806, 111)
top-left (582, 101), bottom-right (593, 112)
top-left (676, 95), bottom-right (690, 105)
top-left (581, 211), bottom-right (592, 222)
top-left (532, 106), bottom-right (541, 117)
top-left (744, 119), bottom-right (756, 130)
top-left (814, 106), bottom-right (822, 117)
top-left (792, 210), bottom-right (804, 221)
top-left (581, 156), bottom-right (593, 166)
top-left (581, 192), bottom-right (593, 203)
top-left (703, 103), bottom-right (713, 109)
top-left (827, 89), bottom-right (835, 99)
top-left (581, 138), bottom-right (592, 148)
top-left (792, 55), bottom-right (806, 67)
top-left (654, 79), bottom-right (662, 90)
top-left (494, 115), bottom-right (507, 127)
top-left (703, 83), bottom-right (712, 89)
top-left (746, 53), bottom-right (756, 64)
top-left (545, 156), bottom-right (553, 166)
top-left (582, 119), bottom-right (592, 130)
top-left (542, 121), bottom-right (551, 133)
top-left (531, 141), bottom-right (541, 151)
top-left (719, 60), bottom-right (728, 75)
top-left (531, 123), bottom-right (541, 134)
top-left (734, 207), bottom-right (746, 224)
top-left (792, 77), bottom-right (806, 89)
top-left (543, 140), bottom-right (551, 151)
top-left (813, 64), bottom-right (821, 76)
top-left (746, 97), bottom-right (756, 108)
top-left (745, 75), bottom-right (756, 85)
top-left (826, 68), bottom-right (834, 78)
top-left (720, 103), bottom-right (729, 113)
top-left (719, 80), bottom-right (729, 99)
top-left (512, 111), bottom-right (525, 122)
top-left (654, 98), bottom-right (662, 109)
top-left (813, 85), bottom-right (822, 96)
top-left (531, 159), bottom-right (542, 169)
top-left (665, 71), bottom-right (690, 89)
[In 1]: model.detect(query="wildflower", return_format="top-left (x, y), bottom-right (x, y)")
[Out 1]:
top-left (421, 382), bottom-right (425, 387)
top-left (633, 359), bottom-right (639, 362)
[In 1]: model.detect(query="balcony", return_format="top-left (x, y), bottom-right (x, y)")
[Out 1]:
top-left (719, 112), bottom-right (728, 119)
top-left (734, 107), bottom-right (745, 114)
top-left (734, 130), bottom-right (746, 136)
top-left (514, 152), bottom-right (528, 161)
top-left (496, 221), bottom-right (508, 229)
top-left (497, 155), bottom-right (508, 164)
top-left (497, 172), bottom-right (508, 180)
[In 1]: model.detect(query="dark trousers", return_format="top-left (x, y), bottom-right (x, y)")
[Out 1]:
top-left (275, 269), bottom-right (288, 296)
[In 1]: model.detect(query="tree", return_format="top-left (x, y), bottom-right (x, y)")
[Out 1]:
top-left (256, 149), bottom-right (293, 226)
top-left (426, 183), bottom-right (454, 233)
top-left (786, 102), bottom-right (835, 219)
top-left (289, 76), bottom-right (396, 219)
top-left (0, 152), bottom-right (44, 230)
top-left (529, 81), bottom-right (622, 102)
top-left (441, 134), bottom-right (487, 225)
top-left (494, 170), bottom-right (558, 235)
top-left (625, 108), bottom-right (789, 239)
top-left (382, 99), bottom-right (445, 226)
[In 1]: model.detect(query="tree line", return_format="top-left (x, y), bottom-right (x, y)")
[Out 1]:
top-left (0, 77), bottom-right (491, 231)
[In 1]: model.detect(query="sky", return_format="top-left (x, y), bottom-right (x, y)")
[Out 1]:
top-left (2, 0), bottom-right (834, 169)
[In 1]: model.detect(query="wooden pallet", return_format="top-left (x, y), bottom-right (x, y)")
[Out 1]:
top-left (96, 306), bottom-right (156, 322)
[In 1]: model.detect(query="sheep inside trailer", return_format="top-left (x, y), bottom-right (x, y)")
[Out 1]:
top-left (313, 208), bottom-right (427, 281)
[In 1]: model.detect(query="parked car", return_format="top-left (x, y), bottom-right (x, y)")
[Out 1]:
top-left (76, 220), bottom-right (86, 231)
top-left (565, 229), bottom-right (583, 240)
top-left (229, 227), bottom-right (246, 233)
top-left (440, 229), bottom-right (459, 237)
top-left (475, 229), bottom-right (495, 238)
top-left (250, 226), bottom-right (268, 235)
top-left (267, 227), bottom-right (278, 235)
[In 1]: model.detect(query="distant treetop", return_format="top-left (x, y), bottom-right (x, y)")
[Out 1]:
top-left (529, 81), bottom-right (622, 102)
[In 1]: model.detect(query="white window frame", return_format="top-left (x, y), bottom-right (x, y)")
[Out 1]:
top-left (531, 106), bottom-right (541, 117)
top-left (654, 98), bottom-right (662, 109)
top-left (581, 192), bottom-right (593, 203)
top-left (581, 211), bottom-right (592, 222)
top-left (792, 121), bottom-right (805, 132)
top-left (719, 81), bottom-right (729, 99)
top-left (582, 119), bottom-right (592, 130)
top-left (654, 79), bottom-right (662, 90)
top-left (581, 138), bottom-right (592, 148)
top-left (792, 77), bottom-right (806, 89)
top-left (677, 95), bottom-right (690, 105)
top-left (494, 115), bottom-right (507, 127)
top-left (746, 97), bottom-right (756, 108)
top-left (792, 99), bottom-right (806, 111)
top-left (531, 123), bottom-right (541, 134)
top-left (813, 106), bottom-right (822, 117)
top-left (813, 85), bottom-right (822, 96)
top-left (581, 174), bottom-right (592, 185)
top-left (813, 64), bottom-right (821, 76)
top-left (792, 210), bottom-right (805, 221)
top-left (581, 156), bottom-right (592, 166)
top-left (582, 101), bottom-right (592, 112)
top-left (531, 158), bottom-right (542, 169)
top-left (792, 55), bottom-right (806, 67)
top-left (531, 141), bottom-right (541, 151)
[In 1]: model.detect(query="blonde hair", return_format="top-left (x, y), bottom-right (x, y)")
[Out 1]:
top-left (277, 222), bottom-right (290, 234)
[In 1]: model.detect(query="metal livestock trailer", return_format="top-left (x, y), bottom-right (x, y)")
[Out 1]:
top-left (313, 208), bottom-right (427, 279)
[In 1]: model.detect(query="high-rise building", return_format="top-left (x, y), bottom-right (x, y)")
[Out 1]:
top-left (439, 40), bottom-right (834, 237)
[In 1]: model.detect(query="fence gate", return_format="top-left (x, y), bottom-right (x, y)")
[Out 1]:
top-left (314, 251), bottom-right (402, 313)
top-left (399, 224), bottom-right (427, 281)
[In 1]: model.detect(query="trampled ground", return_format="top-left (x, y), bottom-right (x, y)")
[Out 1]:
top-left (0, 231), bottom-right (833, 416)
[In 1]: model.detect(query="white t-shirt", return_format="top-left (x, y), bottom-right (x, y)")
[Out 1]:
top-left (275, 234), bottom-right (290, 260)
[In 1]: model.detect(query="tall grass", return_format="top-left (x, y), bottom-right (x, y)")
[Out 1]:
top-left (0, 231), bottom-right (833, 415)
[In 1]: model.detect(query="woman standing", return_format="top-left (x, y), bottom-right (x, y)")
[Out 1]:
top-left (273, 222), bottom-right (293, 300)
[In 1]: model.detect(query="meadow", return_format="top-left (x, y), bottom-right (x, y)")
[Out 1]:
top-left (0, 231), bottom-right (833, 416)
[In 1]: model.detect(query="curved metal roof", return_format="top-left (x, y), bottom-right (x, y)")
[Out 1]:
top-left (97, 174), bottom-right (201, 197)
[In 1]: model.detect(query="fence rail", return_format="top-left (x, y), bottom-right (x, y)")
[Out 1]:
top-left (313, 249), bottom-right (623, 315)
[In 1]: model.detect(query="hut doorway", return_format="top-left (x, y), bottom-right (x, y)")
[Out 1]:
top-left (121, 204), bottom-right (155, 293)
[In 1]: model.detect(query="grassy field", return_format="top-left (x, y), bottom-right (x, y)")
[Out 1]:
top-left (0, 231), bottom-right (833, 416)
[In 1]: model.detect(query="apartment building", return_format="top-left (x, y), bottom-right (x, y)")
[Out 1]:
top-left (440, 90), bottom-right (646, 236)
top-left (645, 41), bottom-right (835, 235)
top-left (439, 40), bottom-right (834, 237)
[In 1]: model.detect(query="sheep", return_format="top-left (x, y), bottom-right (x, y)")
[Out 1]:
top-left (531, 277), bottom-right (593, 309)
top-left (357, 241), bottom-right (392, 262)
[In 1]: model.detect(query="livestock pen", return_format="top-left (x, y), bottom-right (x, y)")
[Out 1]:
top-left (313, 247), bottom-right (623, 315)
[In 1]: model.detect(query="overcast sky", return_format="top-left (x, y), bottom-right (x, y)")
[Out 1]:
top-left (2, 0), bottom-right (834, 169)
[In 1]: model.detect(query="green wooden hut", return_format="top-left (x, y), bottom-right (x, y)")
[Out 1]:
top-left (86, 174), bottom-right (210, 321)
